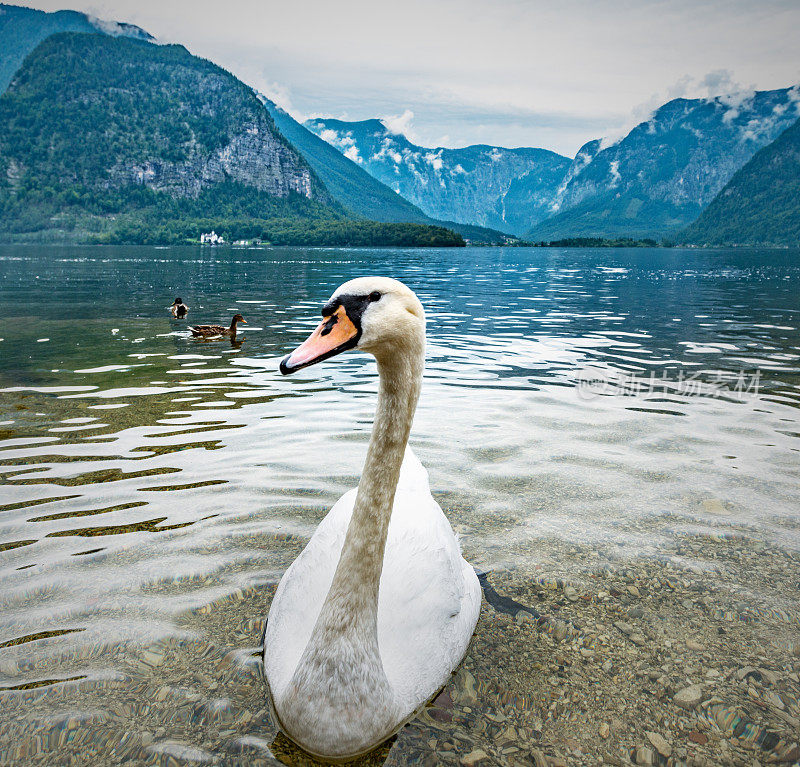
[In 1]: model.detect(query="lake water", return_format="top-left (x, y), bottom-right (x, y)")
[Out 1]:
top-left (0, 245), bottom-right (799, 767)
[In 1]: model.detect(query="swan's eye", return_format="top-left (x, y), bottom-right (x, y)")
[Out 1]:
top-left (369, 291), bottom-right (381, 302)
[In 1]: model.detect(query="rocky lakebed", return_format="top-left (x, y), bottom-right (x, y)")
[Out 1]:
top-left (1, 530), bottom-right (798, 767)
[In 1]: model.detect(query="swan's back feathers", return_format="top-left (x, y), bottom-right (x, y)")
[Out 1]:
top-left (377, 480), bottom-right (479, 707)
top-left (396, 444), bottom-right (428, 489)
top-left (264, 446), bottom-right (480, 713)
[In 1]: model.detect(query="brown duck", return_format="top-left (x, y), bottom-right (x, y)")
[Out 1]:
top-left (189, 313), bottom-right (247, 338)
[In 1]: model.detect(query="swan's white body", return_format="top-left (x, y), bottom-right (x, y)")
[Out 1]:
top-left (265, 448), bottom-right (480, 754)
top-left (264, 277), bottom-right (481, 760)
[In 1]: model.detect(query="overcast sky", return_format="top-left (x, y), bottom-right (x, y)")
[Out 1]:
top-left (16, 0), bottom-right (800, 156)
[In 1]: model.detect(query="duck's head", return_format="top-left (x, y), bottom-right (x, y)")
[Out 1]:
top-left (232, 314), bottom-right (247, 324)
top-left (172, 297), bottom-right (183, 305)
top-left (280, 276), bottom-right (425, 375)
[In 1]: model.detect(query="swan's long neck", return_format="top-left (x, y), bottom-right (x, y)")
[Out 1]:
top-left (282, 341), bottom-right (423, 727)
top-left (319, 346), bottom-right (423, 634)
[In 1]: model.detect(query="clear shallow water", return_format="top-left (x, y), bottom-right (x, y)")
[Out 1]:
top-left (0, 244), bottom-right (799, 766)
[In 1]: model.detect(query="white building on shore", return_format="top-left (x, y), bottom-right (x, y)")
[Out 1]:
top-left (200, 231), bottom-right (224, 245)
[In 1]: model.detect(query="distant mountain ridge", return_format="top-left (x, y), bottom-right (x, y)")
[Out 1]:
top-left (304, 117), bottom-right (570, 235)
top-left (263, 100), bottom-right (511, 242)
top-left (527, 87), bottom-right (800, 240)
top-left (0, 2), bottom-right (152, 94)
top-left (681, 116), bottom-right (800, 246)
top-left (263, 100), bottom-right (434, 225)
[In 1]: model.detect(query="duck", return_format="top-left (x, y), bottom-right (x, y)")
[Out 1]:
top-left (189, 313), bottom-right (246, 338)
top-left (169, 297), bottom-right (189, 319)
top-left (264, 277), bottom-right (481, 761)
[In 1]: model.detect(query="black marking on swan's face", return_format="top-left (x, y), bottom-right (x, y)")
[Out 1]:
top-left (321, 291), bottom-right (382, 328)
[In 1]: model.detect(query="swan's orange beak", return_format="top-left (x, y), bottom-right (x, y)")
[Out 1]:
top-left (280, 306), bottom-right (360, 375)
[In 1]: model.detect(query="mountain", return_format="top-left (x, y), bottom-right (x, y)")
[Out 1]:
top-left (0, 32), bottom-right (328, 231)
top-left (264, 100), bottom-right (512, 243)
top-left (681, 116), bottom-right (800, 246)
top-left (0, 2), bottom-right (152, 94)
top-left (263, 98), bottom-right (431, 224)
top-left (527, 87), bottom-right (800, 241)
top-left (304, 117), bottom-right (570, 235)
top-left (0, 32), bottom-right (463, 246)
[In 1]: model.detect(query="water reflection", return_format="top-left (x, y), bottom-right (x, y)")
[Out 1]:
top-left (0, 245), bottom-right (799, 765)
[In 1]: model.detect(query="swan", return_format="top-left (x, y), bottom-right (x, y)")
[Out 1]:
top-left (264, 276), bottom-right (481, 761)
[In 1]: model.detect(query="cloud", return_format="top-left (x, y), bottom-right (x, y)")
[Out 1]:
top-left (87, 15), bottom-right (127, 35)
top-left (313, 127), bottom-right (362, 162)
top-left (663, 75), bottom-right (694, 101)
top-left (699, 69), bottom-right (739, 97)
top-left (657, 69), bottom-right (758, 107)
top-left (318, 128), bottom-right (340, 144)
top-left (380, 109), bottom-right (420, 143)
top-left (598, 96), bottom-right (664, 149)
top-left (687, 70), bottom-right (757, 124)
top-left (608, 160), bottom-right (621, 187)
top-left (734, 87), bottom-right (800, 142)
top-left (424, 150), bottom-right (443, 171)
top-left (719, 91), bottom-right (755, 124)
top-left (370, 138), bottom-right (404, 165)
top-left (598, 69), bottom-right (760, 150)
top-left (257, 81), bottom-right (305, 120)
top-left (787, 85), bottom-right (800, 117)
top-left (343, 145), bottom-right (362, 164)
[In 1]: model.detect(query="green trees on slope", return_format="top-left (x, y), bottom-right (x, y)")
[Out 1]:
top-left (681, 117), bottom-right (800, 247)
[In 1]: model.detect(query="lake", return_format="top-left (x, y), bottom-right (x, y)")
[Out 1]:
top-left (1, 244), bottom-right (799, 766)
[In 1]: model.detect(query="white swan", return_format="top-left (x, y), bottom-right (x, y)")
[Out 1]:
top-left (264, 276), bottom-right (481, 761)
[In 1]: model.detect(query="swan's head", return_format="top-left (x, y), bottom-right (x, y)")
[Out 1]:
top-left (280, 276), bottom-right (425, 374)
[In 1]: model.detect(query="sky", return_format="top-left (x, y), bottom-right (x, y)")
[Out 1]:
top-left (15, 0), bottom-right (800, 157)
